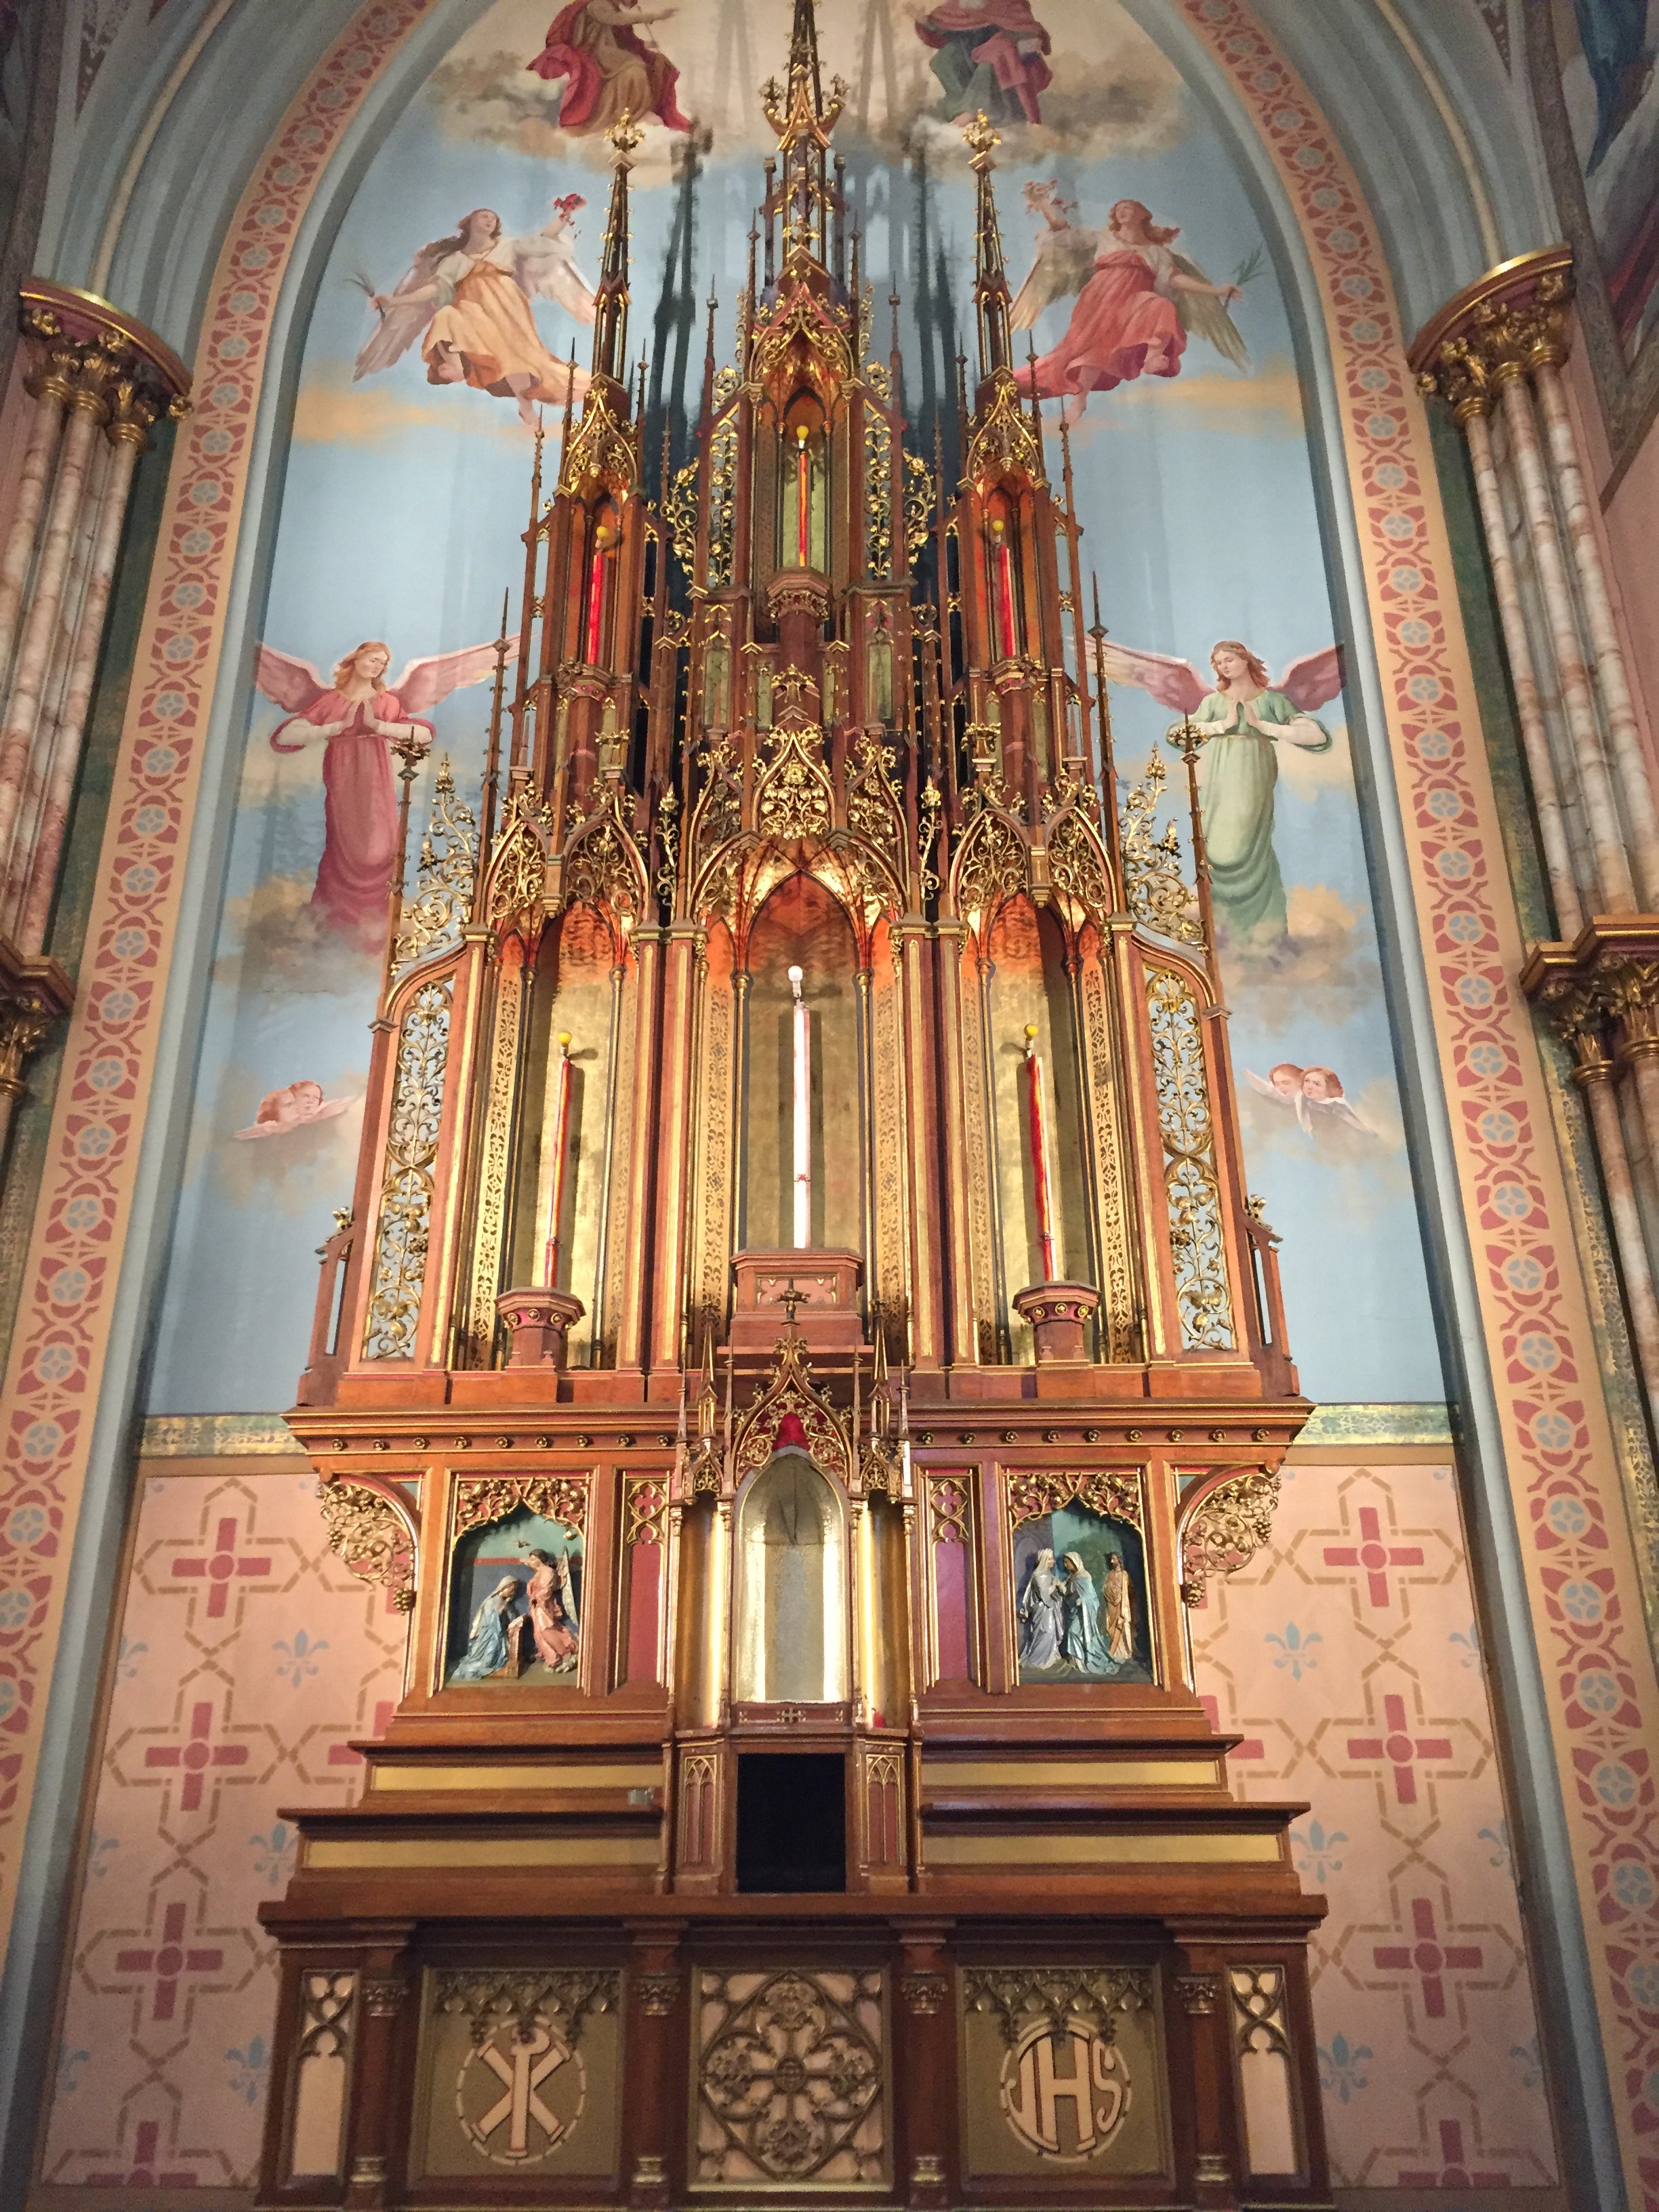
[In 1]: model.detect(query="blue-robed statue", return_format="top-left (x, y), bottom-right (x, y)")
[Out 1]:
top-left (449, 1574), bottom-right (523, 1681)
top-left (1059, 1552), bottom-right (1111, 1674)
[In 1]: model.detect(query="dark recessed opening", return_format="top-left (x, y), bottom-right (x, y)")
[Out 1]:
top-left (735, 1752), bottom-right (846, 1893)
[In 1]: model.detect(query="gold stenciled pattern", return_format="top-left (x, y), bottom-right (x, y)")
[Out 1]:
top-left (363, 977), bottom-right (451, 1361)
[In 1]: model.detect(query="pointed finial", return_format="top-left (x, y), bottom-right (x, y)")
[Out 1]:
top-left (606, 110), bottom-right (645, 163)
top-left (961, 110), bottom-right (1002, 165)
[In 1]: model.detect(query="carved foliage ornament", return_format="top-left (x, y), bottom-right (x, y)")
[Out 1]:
top-left (394, 755), bottom-right (476, 970)
top-left (963, 1968), bottom-right (1152, 2048)
top-left (488, 789), bottom-right (554, 926)
top-left (1120, 750), bottom-right (1202, 945)
top-left (734, 1337), bottom-right (853, 1484)
top-left (453, 1473), bottom-right (589, 1541)
top-left (1415, 266), bottom-right (1573, 422)
top-left (1006, 1467), bottom-right (1142, 1532)
top-left (1046, 805), bottom-right (1113, 930)
top-left (565, 799), bottom-right (645, 929)
top-left (952, 805), bottom-right (1027, 925)
top-left (1147, 967), bottom-right (1234, 1351)
top-left (756, 725), bottom-right (833, 842)
top-left (1179, 1466), bottom-right (1280, 1605)
top-left (315, 1478), bottom-right (416, 1610)
top-left (436, 1969), bottom-right (618, 2049)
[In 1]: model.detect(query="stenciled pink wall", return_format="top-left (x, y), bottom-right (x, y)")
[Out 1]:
top-left (35, 1450), bottom-right (1555, 2200)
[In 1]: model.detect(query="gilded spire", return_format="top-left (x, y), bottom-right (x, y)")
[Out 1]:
top-left (591, 112), bottom-right (644, 386)
top-left (963, 111), bottom-right (1012, 382)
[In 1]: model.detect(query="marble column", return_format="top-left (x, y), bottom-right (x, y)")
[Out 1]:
top-left (1416, 248), bottom-right (1659, 1436)
top-left (0, 280), bottom-right (188, 1162)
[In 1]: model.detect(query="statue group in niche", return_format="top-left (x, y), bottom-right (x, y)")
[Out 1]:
top-left (447, 1513), bottom-right (584, 1683)
top-left (1015, 1510), bottom-right (1149, 1683)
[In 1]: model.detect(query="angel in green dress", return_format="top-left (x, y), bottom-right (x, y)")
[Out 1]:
top-left (1103, 638), bottom-right (1343, 939)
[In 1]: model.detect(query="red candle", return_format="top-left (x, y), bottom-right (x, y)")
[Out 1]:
top-left (543, 1032), bottom-right (573, 1286)
top-left (584, 520), bottom-right (613, 667)
top-left (991, 515), bottom-right (1017, 662)
top-left (1024, 1023), bottom-right (1056, 1282)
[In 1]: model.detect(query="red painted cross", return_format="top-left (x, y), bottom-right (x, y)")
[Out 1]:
top-left (169, 1515), bottom-right (270, 1618)
top-left (144, 1698), bottom-right (248, 1811)
top-left (86, 2118), bottom-right (197, 2189)
top-left (1199, 1693), bottom-right (1265, 1761)
top-left (1323, 1504), bottom-right (1424, 1606)
top-left (1399, 2118), bottom-right (1508, 2188)
top-left (1373, 1898), bottom-right (1483, 2018)
top-left (114, 1901), bottom-right (224, 2022)
top-left (1348, 1693), bottom-right (1453, 1805)
top-left (328, 1698), bottom-right (397, 1767)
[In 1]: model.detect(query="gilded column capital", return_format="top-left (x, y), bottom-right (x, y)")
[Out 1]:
top-left (16, 278), bottom-right (191, 443)
top-left (0, 938), bottom-right (73, 1102)
top-left (1408, 245), bottom-right (1574, 422)
top-left (1537, 974), bottom-right (1618, 1084)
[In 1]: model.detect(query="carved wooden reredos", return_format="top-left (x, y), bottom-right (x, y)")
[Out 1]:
top-left (267, 12), bottom-right (1329, 2205)
top-left (290, 34), bottom-right (1298, 1421)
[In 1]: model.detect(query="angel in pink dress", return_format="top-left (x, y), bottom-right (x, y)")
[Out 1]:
top-left (1012, 193), bottom-right (1246, 426)
top-left (255, 636), bottom-right (513, 948)
top-left (1103, 637), bottom-right (1343, 939)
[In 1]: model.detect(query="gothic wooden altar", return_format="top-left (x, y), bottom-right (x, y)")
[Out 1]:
top-left (260, 11), bottom-right (1331, 2205)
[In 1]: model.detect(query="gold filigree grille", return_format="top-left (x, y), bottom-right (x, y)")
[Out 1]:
top-left (394, 756), bottom-right (476, 970)
top-left (1120, 750), bottom-right (1202, 945)
top-left (695, 1969), bottom-right (886, 2186)
top-left (363, 977), bottom-right (451, 1360)
top-left (1146, 968), bottom-right (1234, 1351)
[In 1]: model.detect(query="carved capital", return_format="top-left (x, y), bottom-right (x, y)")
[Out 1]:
top-left (1538, 975), bottom-right (1618, 1085)
top-left (1408, 246), bottom-right (1574, 422)
top-left (636, 1972), bottom-right (682, 2016)
top-left (363, 1977), bottom-right (407, 2018)
top-left (1172, 1973), bottom-right (1221, 2017)
top-left (1600, 957), bottom-right (1659, 1060)
top-left (0, 940), bottom-right (73, 1101)
top-left (899, 1971), bottom-right (949, 2016)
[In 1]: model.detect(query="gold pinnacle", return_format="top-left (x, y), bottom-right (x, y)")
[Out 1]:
top-left (606, 110), bottom-right (644, 160)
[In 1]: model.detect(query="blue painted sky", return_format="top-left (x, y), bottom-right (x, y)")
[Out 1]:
top-left (144, 0), bottom-right (1443, 1411)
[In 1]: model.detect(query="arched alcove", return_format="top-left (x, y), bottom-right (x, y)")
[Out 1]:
top-left (506, 904), bottom-right (617, 1352)
top-left (743, 873), bottom-right (861, 1251)
top-left (981, 895), bottom-right (1090, 1308)
top-left (733, 1447), bottom-right (848, 1706)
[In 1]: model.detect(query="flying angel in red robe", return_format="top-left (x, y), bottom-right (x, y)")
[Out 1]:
top-left (527, 0), bottom-right (691, 136)
top-left (1012, 187), bottom-right (1248, 425)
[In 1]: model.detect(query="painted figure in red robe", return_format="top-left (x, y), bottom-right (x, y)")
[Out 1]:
top-left (255, 636), bottom-right (512, 949)
top-left (527, 0), bottom-right (691, 136)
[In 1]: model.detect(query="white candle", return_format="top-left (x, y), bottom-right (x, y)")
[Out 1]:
top-left (789, 964), bottom-right (811, 1248)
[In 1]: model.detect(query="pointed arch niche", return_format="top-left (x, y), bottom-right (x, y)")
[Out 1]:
top-left (968, 895), bottom-right (1092, 1354)
top-left (732, 1445), bottom-right (849, 1706)
top-left (506, 902), bottom-right (629, 1362)
top-left (743, 874), bottom-right (862, 1251)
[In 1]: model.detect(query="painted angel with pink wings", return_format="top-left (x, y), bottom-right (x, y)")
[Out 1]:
top-left (255, 636), bottom-right (515, 949)
top-left (1103, 636), bottom-right (1343, 939)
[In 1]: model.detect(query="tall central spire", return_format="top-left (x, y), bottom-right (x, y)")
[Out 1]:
top-left (760, 0), bottom-right (846, 280)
